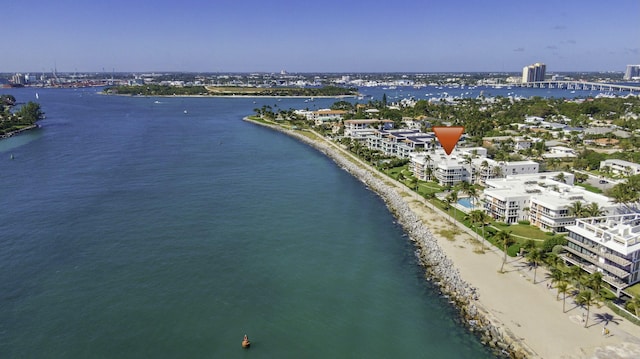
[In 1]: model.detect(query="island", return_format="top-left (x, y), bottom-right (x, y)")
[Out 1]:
top-left (102, 84), bottom-right (359, 97)
top-left (0, 95), bottom-right (45, 139)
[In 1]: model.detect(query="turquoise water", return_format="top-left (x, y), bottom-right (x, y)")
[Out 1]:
top-left (458, 198), bottom-right (474, 209)
top-left (0, 88), bottom-right (498, 358)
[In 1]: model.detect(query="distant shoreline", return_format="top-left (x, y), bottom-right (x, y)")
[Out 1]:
top-left (99, 92), bottom-right (358, 99)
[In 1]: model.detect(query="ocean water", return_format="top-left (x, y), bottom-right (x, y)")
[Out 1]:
top-left (0, 88), bottom-right (498, 358)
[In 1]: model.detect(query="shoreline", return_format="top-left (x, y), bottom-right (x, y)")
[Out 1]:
top-left (99, 92), bottom-right (358, 99)
top-left (0, 124), bottom-right (38, 140)
top-left (243, 117), bottom-right (640, 359)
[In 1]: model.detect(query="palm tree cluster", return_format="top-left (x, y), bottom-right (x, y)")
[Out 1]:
top-left (543, 260), bottom-right (609, 326)
top-left (567, 201), bottom-right (606, 219)
top-left (610, 174), bottom-right (640, 211)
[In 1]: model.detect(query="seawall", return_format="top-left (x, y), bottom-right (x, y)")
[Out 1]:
top-left (243, 117), bottom-right (537, 358)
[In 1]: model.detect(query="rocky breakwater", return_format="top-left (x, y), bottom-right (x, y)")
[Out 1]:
top-left (243, 119), bottom-right (536, 358)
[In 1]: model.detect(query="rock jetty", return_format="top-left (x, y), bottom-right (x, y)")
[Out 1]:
top-left (244, 118), bottom-right (537, 358)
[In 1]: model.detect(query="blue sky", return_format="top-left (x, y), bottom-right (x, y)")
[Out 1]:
top-left (3, 0), bottom-right (639, 73)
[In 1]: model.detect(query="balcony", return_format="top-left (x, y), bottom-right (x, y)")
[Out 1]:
top-left (566, 236), bottom-right (632, 267)
top-left (562, 256), bottom-right (627, 289)
top-left (563, 246), bottom-right (630, 279)
top-left (598, 249), bottom-right (633, 267)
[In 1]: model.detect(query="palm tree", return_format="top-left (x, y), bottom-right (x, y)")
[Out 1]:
top-left (586, 272), bottom-right (603, 299)
top-left (557, 281), bottom-right (569, 312)
top-left (492, 165), bottom-right (503, 179)
top-left (526, 248), bottom-right (543, 284)
top-left (425, 166), bottom-right (434, 182)
top-left (547, 267), bottom-right (566, 299)
top-left (522, 239), bottom-right (536, 255)
top-left (408, 177), bottom-right (418, 191)
top-left (544, 252), bottom-right (565, 269)
top-left (466, 209), bottom-right (489, 244)
top-left (569, 265), bottom-right (584, 290)
top-left (610, 183), bottom-right (639, 212)
top-left (576, 290), bottom-right (596, 327)
top-left (467, 186), bottom-right (479, 208)
top-left (445, 191), bottom-right (458, 223)
top-left (496, 230), bottom-right (515, 273)
top-left (585, 202), bottom-right (605, 217)
top-left (567, 201), bottom-right (585, 218)
top-left (425, 154), bottom-right (433, 181)
top-left (554, 172), bottom-right (566, 183)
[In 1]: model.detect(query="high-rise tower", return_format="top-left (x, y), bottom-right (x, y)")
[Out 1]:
top-left (624, 65), bottom-right (640, 80)
top-left (522, 63), bottom-right (546, 83)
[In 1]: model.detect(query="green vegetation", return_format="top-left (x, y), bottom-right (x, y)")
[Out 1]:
top-left (104, 84), bottom-right (358, 97)
top-left (502, 224), bottom-right (550, 241)
top-left (1, 95), bottom-right (44, 136)
top-left (625, 283), bottom-right (640, 298)
top-left (575, 182), bottom-right (603, 194)
top-left (246, 92), bottom-right (640, 323)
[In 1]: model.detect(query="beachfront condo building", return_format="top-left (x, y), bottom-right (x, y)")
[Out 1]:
top-left (563, 213), bottom-right (640, 297)
top-left (410, 147), bottom-right (485, 186)
top-left (409, 149), bottom-right (538, 187)
top-left (343, 119), bottom-right (394, 141)
top-left (297, 109), bottom-right (348, 126)
top-left (367, 129), bottom-right (437, 159)
top-left (522, 63), bottom-right (546, 83)
top-left (483, 172), bottom-right (616, 229)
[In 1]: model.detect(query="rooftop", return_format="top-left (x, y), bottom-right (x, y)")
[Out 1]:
top-left (566, 213), bottom-right (640, 255)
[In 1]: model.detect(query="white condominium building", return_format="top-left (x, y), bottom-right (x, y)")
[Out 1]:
top-left (483, 172), bottom-right (615, 230)
top-left (410, 148), bottom-right (538, 187)
top-left (564, 213), bottom-right (640, 296)
top-left (368, 129), bottom-right (436, 158)
top-left (600, 159), bottom-right (640, 177)
top-left (298, 109), bottom-right (347, 126)
top-left (410, 147), bottom-right (486, 186)
top-left (343, 119), bottom-right (394, 141)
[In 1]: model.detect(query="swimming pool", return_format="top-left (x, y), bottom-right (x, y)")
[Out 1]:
top-left (458, 198), bottom-right (473, 209)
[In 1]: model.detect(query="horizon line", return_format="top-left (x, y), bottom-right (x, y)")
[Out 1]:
top-left (0, 69), bottom-right (629, 75)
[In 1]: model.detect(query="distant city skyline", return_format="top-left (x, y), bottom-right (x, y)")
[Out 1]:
top-left (3, 0), bottom-right (639, 73)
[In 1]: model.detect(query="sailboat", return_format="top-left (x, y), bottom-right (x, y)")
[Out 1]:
top-left (35, 92), bottom-right (39, 100)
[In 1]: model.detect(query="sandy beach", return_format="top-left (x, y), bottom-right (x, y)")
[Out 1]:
top-left (245, 118), bottom-right (640, 359)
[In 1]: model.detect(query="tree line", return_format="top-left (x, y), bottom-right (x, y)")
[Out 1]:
top-left (1, 95), bottom-right (44, 136)
top-left (105, 85), bottom-right (358, 97)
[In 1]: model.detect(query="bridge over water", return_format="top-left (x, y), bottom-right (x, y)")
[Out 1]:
top-left (514, 81), bottom-right (640, 92)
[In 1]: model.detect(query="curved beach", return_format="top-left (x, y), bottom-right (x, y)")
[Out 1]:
top-left (244, 117), bottom-right (640, 359)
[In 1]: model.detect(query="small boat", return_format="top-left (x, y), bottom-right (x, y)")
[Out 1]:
top-left (242, 334), bottom-right (251, 348)
top-left (183, 110), bottom-right (188, 114)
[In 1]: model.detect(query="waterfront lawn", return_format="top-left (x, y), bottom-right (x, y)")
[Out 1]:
top-left (576, 183), bottom-right (603, 194)
top-left (416, 181), bottom-right (443, 197)
top-left (503, 224), bottom-right (549, 241)
top-left (626, 283), bottom-right (640, 298)
top-left (385, 165), bottom-right (406, 180)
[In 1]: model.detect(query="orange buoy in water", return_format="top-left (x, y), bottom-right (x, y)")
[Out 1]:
top-left (242, 334), bottom-right (251, 348)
